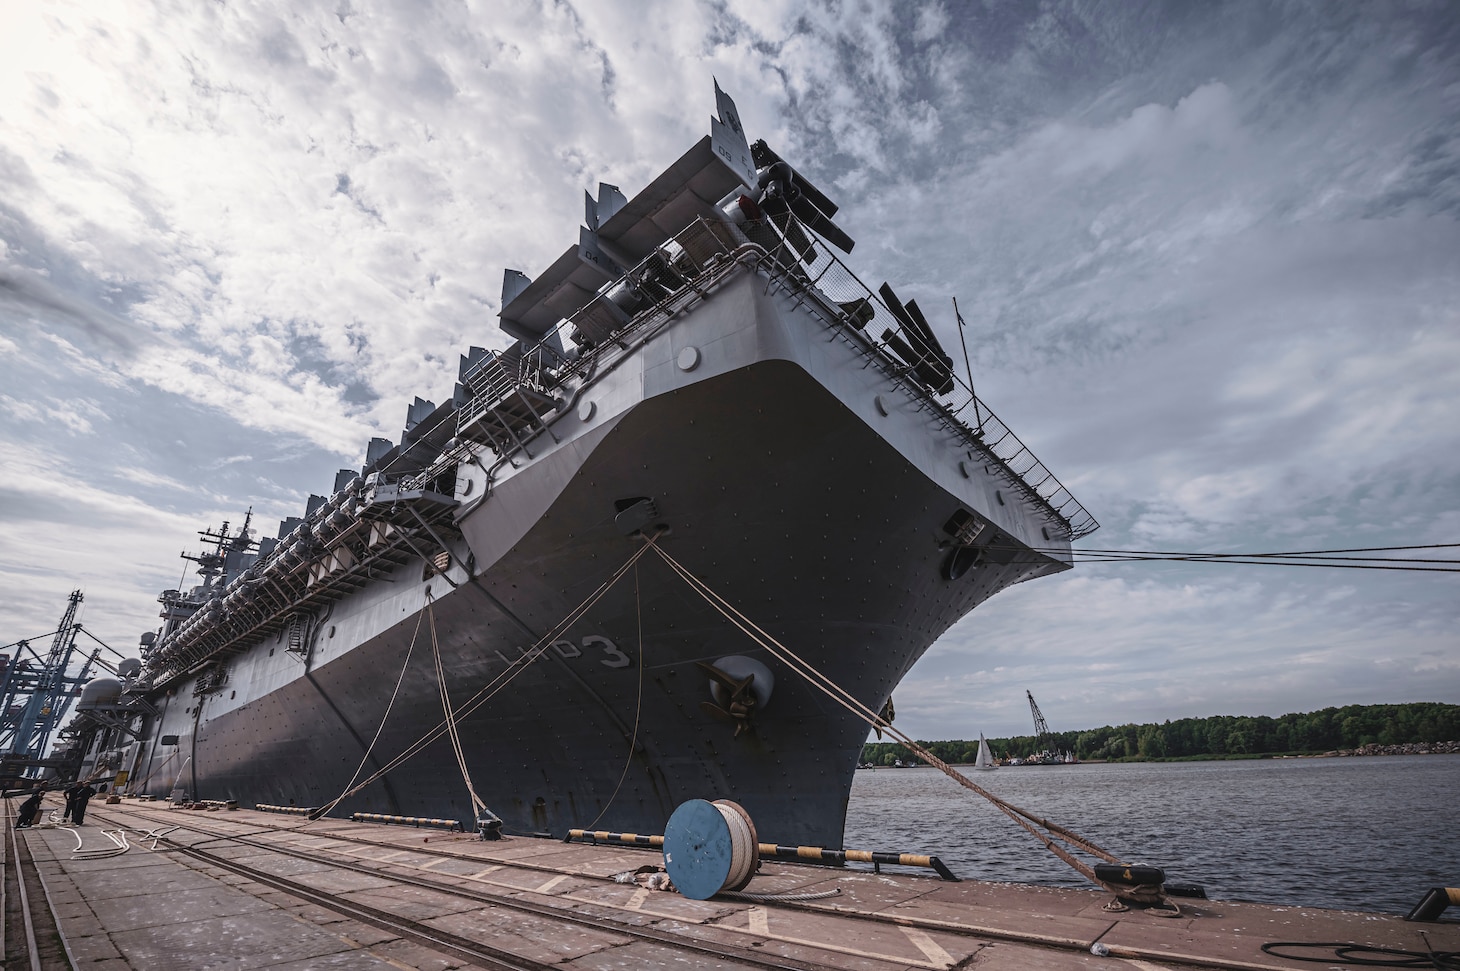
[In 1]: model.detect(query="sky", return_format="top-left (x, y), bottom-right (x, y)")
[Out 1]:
top-left (1, 0), bottom-right (1457, 742)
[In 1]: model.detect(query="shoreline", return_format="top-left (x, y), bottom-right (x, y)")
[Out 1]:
top-left (858, 742), bottom-right (1460, 769)
top-left (1136, 740), bottom-right (1459, 762)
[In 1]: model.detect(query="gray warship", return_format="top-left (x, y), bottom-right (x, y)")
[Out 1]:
top-left (71, 85), bottom-right (1096, 847)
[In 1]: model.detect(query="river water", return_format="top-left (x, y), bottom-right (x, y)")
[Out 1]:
top-left (841, 754), bottom-right (1460, 915)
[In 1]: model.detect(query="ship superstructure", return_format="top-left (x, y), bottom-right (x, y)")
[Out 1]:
top-left (71, 86), bottom-right (1095, 846)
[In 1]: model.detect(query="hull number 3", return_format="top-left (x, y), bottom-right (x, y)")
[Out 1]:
top-left (552, 635), bottom-right (631, 668)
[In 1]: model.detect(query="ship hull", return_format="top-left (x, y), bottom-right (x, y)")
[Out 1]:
top-left (127, 271), bottom-right (1069, 847)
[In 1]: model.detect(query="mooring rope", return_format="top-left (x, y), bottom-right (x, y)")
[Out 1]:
top-left (583, 563), bottom-right (647, 830)
top-left (321, 531), bottom-right (664, 806)
top-left (649, 543), bottom-right (1161, 900)
top-left (121, 748), bottom-right (181, 795)
top-left (309, 607), bottom-right (428, 822)
top-left (427, 593), bottom-right (488, 819)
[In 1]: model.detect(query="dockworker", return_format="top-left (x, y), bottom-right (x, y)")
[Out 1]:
top-left (71, 782), bottom-right (98, 826)
top-left (62, 783), bottom-right (81, 822)
top-left (16, 789), bottom-right (44, 828)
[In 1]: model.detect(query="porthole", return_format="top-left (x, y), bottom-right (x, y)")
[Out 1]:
top-left (1041, 526), bottom-right (1050, 541)
top-left (995, 490), bottom-right (1005, 505)
top-left (328, 625), bottom-right (336, 639)
top-left (461, 478), bottom-right (474, 497)
top-left (230, 690), bottom-right (236, 700)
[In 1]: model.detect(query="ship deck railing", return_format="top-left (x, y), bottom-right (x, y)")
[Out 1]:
top-left (461, 211), bottom-right (1097, 543)
top-left (140, 468), bottom-right (464, 690)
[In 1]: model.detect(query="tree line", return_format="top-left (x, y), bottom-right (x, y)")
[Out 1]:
top-left (859, 702), bottom-right (1460, 765)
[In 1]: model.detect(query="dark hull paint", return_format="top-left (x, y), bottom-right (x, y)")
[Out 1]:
top-left (158, 359), bottom-right (1062, 847)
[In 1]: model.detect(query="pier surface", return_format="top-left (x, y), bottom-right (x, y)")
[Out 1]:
top-left (6, 799), bottom-right (1455, 970)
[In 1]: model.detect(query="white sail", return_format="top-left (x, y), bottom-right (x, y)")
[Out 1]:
top-left (974, 733), bottom-right (998, 771)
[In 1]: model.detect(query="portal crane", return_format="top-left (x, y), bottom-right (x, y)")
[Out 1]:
top-left (0, 590), bottom-right (103, 784)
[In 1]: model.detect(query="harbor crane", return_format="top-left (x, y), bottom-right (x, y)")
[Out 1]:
top-left (1027, 689), bottom-right (1053, 745)
top-left (0, 590), bottom-right (121, 786)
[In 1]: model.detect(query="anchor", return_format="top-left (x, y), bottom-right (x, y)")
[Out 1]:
top-left (696, 656), bottom-right (774, 738)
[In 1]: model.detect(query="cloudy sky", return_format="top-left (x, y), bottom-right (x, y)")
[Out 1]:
top-left (2, 1), bottom-right (1456, 741)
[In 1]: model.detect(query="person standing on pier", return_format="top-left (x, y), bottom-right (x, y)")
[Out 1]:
top-left (62, 782), bottom-right (82, 822)
top-left (71, 782), bottom-right (97, 825)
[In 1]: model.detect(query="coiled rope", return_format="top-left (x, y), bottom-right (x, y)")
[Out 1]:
top-left (66, 827), bottom-right (129, 859)
top-left (649, 543), bottom-right (1168, 906)
top-left (1262, 936), bottom-right (1460, 969)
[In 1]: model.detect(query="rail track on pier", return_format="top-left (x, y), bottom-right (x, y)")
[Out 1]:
top-left (3, 799), bottom-right (68, 970)
top-left (87, 803), bottom-right (959, 971)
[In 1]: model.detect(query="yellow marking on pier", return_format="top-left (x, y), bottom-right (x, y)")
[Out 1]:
top-left (621, 902), bottom-right (953, 970)
top-left (901, 926), bottom-right (955, 969)
top-left (535, 874), bottom-right (570, 893)
top-left (413, 857), bottom-right (450, 870)
top-left (466, 866), bottom-right (502, 881)
top-left (626, 888), bottom-right (651, 911)
top-left (748, 906), bottom-right (769, 936)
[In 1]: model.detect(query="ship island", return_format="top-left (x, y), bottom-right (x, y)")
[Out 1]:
top-left (61, 83), bottom-right (1096, 849)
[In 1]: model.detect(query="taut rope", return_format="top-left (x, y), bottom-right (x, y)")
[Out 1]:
top-left (650, 543), bottom-right (1172, 906)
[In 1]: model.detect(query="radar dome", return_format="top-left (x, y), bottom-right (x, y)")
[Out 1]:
top-left (77, 677), bottom-right (123, 710)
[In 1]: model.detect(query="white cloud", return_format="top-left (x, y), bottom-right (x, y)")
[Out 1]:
top-left (1, 1), bottom-right (1456, 740)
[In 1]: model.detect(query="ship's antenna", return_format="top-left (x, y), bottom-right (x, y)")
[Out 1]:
top-left (952, 297), bottom-right (983, 434)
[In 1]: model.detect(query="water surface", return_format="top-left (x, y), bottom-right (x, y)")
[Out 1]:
top-left (842, 755), bottom-right (1460, 914)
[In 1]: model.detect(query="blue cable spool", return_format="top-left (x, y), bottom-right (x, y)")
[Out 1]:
top-left (662, 798), bottom-right (758, 900)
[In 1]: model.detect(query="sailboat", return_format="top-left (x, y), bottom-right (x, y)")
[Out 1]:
top-left (974, 733), bottom-right (999, 771)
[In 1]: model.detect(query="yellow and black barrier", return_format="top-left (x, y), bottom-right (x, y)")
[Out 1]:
top-left (1406, 887), bottom-right (1460, 922)
top-left (256, 804), bottom-right (317, 816)
top-left (564, 828), bottom-right (956, 882)
top-left (565, 828), bottom-right (665, 848)
top-left (351, 812), bottom-right (463, 832)
top-left (758, 843), bottom-right (959, 882)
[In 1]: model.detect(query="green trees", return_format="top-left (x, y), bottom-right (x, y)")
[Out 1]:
top-left (858, 702), bottom-right (1460, 764)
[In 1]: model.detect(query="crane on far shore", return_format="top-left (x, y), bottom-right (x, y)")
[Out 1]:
top-left (1027, 689), bottom-right (1052, 745)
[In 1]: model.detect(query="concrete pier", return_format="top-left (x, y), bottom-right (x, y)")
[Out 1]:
top-left (9, 799), bottom-right (1456, 970)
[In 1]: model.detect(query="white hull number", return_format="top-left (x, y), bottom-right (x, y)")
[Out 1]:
top-left (551, 635), bottom-right (631, 668)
